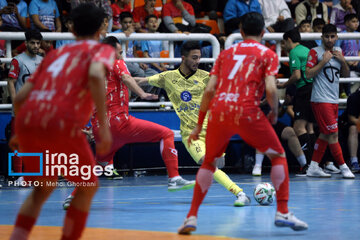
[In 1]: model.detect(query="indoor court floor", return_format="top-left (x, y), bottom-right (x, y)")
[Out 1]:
top-left (0, 173), bottom-right (359, 240)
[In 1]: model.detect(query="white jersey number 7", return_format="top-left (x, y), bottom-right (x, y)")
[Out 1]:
top-left (228, 55), bottom-right (246, 80)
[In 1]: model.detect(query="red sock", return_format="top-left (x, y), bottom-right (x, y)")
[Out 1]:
top-left (10, 214), bottom-right (36, 240)
top-left (329, 142), bottom-right (345, 165)
top-left (70, 188), bottom-right (77, 197)
top-left (271, 157), bottom-right (289, 214)
top-left (61, 206), bottom-right (88, 240)
top-left (187, 163), bottom-right (215, 218)
top-left (311, 138), bottom-right (328, 163)
top-left (160, 132), bottom-right (179, 178)
top-left (12, 156), bottom-right (22, 173)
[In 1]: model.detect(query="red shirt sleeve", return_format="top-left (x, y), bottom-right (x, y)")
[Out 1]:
top-left (264, 50), bottom-right (279, 77)
top-left (8, 59), bottom-right (20, 79)
top-left (306, 49), bottom-right (318, 68)
top-left (183, 1), bottom-right (194, 16)
top-left (15, 42), bottom-right (26, 54)
top-left (92, 44), bottom-right (115, 72)
top-left (114, 60), bottom-right (131, 77)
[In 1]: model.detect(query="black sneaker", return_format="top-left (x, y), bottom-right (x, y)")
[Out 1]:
top-left (295, 164), bottom-right (308, 177)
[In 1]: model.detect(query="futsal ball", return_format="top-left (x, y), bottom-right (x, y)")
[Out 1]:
top-left (253, 182), bottom-right (276, 205)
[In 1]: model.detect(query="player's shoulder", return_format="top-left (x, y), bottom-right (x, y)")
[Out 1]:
top-left (194, 69), bottom-right (209, 78)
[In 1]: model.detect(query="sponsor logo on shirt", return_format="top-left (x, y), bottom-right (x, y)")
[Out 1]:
top-left (218, 92), bottom-right (240, 102)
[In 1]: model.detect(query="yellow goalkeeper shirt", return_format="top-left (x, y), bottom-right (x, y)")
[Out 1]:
top-left (148, 68), bottom-right (209, 136)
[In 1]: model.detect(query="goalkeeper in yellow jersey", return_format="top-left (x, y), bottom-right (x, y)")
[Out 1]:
top-left (135, 41), bottom-right (250, 206)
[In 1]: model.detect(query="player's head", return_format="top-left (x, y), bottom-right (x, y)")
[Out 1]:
top-left (283, 28), bottom-right (301, 51)
top-left (25, 29), bottom-right (42, 55)
top-left (321, 24), bottom-right (338, 49)
top-left (344, 13), bottom-right (359, 32)
top-left (70, 3), bottom-right (107, 39)
top-left (299, 20), bottom-right (311, 33)
top-left (120, 12), bottom-right (134, 31)
top-left (240, 12), bottom-right (264, 38)
top-left (180, 41), bottom-right (201, 72)
top-left (103, 36), bottom-right (122, 60)
top-left (312, 18), bottom-right (325, 33)
top-left (145, 15), bottom-right (158, 33)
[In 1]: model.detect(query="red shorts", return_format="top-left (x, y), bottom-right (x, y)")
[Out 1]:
top-left (204, 111), bottom-right (284, 164)
top-left (311, 102), bottom-right (338, 134)
top-left (93, 115), bottom-right (172, 163)
top-left (16, 124), bottom-right (98, 184)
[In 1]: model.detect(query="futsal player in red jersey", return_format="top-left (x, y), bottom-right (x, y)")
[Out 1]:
top-left (178, 12), bottom-right (308, 234)
top-left (9, 4), bottom-right (114, 240)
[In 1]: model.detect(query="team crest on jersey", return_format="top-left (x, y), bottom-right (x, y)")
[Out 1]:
top-left (180, 91), bottom-right (192, 102)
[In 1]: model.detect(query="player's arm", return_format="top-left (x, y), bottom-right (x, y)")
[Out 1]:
top-left (13, 81), bottom-right (34, 115)
top-left (305, 51), bottom-right (332, 79)
top-left (7, 78), bottom-right (17, 103)
top-left (333, 50), bottom-right (350, 78)
top-left (265, 75), bottom-right (278, 125)
top-left (122, 74), bottom-right (158, 100)
top-left (88, 62), bottom-right (112, 155)
top-left (133, 77), bottom-right (149, 86)
top-left (278, 69), bottom-right (301, 89)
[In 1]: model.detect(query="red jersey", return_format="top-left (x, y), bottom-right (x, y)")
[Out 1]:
top-left (111, 3), bottom-right (132, 27)
top-left (92, 59), bottom-right (130, 126)
top-left (132, 6), bottom-right (161, 28)
top-left (209, 39), bottom-right (278, 120)
top-left (162, 1), bottom-right (194, 18)
top-left (16, 40), bottom-right (115, 132)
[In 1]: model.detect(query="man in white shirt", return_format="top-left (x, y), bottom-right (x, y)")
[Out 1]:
top-left (259, 0), bottom-right (294, 32)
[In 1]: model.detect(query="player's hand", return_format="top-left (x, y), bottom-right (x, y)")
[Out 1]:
top-left (267, 26), bottom-right (275, 33)
top-left (141, 93), bottom-right (158, 101)
top-left (267, 110), bottom-right (278, 125)
top-left (9, 135), bottom-right (19, 151)
top-left (322, 51), bottom-right (333, 63)
top-left (96, 125), bottom-right (112, 155)
top-left (332, 50), bottom-right (346, 63)
top-left (187, 125), bottom-right (202, 147)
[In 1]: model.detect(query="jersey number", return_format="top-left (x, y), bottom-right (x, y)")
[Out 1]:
top-left (47, 53), bottom-right (70, 78)
top-left (228, 55), bottom-right (246, 80)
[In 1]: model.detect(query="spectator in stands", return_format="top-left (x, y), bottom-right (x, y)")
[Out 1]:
top-left (111, 0), bottom-right (131, 31)
top-left (339, 87), bottom-right (360, 172)
top-left (55, 16), bottom-right (76, 48)
top-left (295, 0), bottom-right (328, 25)
top-left (199, 0), bottom-right (228, 20)
top-left (0, 0), bottom-right (27, 31)
top-left (298, 19), bottom-right (318, 50)
top-left (312, 18), bottom-right (326, 46)
top-left (223, 0), bottom-right (262, 35)
top-left (133, 0), bottom-right (161, 32)
top-left (70, 0), bottom-right (113, 32)
top-left (141, 15), bottom-right (168, 73)
top-left (286, 0), bottom-right (304, 19)
top-left (161, 0), bottom-right (196, 33)
top-left (29, 0), bottom-right (61, 32)
top-left (330, 0), bottom-right (356, 32)
top-left (259, 0), bottom-right (294, 33)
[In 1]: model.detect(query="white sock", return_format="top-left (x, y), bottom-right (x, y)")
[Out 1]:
top-left (310, 161), bottom-right (319, 167)
top-left (350, 157), bottom-right (358, 164)
top-left (339, 164), bottom-right (349, 170)
top-left (255, 153), bottom-right (264, 166)
top-left (296, 155), bottom-right (307, 167)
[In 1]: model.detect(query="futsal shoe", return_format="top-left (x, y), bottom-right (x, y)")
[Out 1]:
top-left (63, 195), bottom-right (74, 210)
top-left (351, 162), bottom-right (360, 173)
top-left (295, 164), bottom-right (308, 177)
top-left (340, 165), bottom-right (355, 179)
top-left (168, 177), bottom-right (195, 192)
top-left (324, 162), bottom-right (341, 174)
top-left (178, 216), bottom-right (197, 235)
top-left (252, 164), bottom-right (262, 176)
top-left (106, 164), bottom-right (123, 180)
top-left (306, 164), bottom-right (331, 178)
top-left (234, 191), bottom-right (251, 207)
top-left (274, 211), bottom-right (308, 231)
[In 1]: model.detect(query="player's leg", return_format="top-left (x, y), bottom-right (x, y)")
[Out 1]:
top-left (252, 149), bottom-right (265, 176)
top-left (236, 116), bottom-right (308, 231)
top-left (125, 116), bottom-right (195, 190)
top-left (182, 134), bottom-right (249, 206)
top-left (10, 178), bottom-right (57, 240)
top-left (179, 121), bottom-right (233, 234)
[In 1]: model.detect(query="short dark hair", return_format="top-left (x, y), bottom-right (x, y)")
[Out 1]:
top-left (283, 28), bottom-right (301, 43)
top-left (145, 14), bottom-right (158, 24)
top-left (322, 24), bottom-right (337, 34)
top-left (102, 36), bottom-right (120, 48)
top-left (25, 29), bottom-right (42, 41)
top-left (71, 3), bottom-right (106, 37)
top-left (240, 12), bottom-right (264, 36)
top-left (299, 19), bottom-right (311, 26)
top-left (181, 41), bottom-right (201, 57)
top-left (120, 11), bottom-right (133, 22)
top-left (344, 13), bottom-right (358, 23)
top-left (313, 18), bottom-right (325, 27)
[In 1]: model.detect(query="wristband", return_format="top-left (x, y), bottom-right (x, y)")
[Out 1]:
top-left (197, 110), bottom-right (206, 126)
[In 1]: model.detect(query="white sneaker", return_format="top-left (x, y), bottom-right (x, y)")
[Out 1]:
top-left (234, 191), bottom-right (251, 207)
top-left (252, 164), bottom-right (262, 176)
top-left (178, 216), bottom-right (197, 234)
top-left (340, 165), bottom-right (355, 179)
top-left (274, 211), bottom-right (308, 231)
top-left (63, 195), bottom-right (74, 210)
top-left (306, 164), bottom-right (331, 178)
top-left (324, 162), bottom-right (341, 174)
top-left (15, 176), bottom-right (27, 187)
top-left (168, 177), bottom-right (195, 192)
